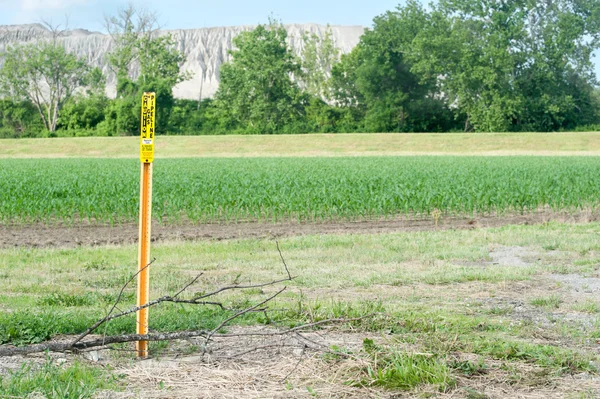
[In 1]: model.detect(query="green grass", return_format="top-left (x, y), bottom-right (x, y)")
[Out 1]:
top-left (0, 357), bottom-right (118, 399)
top-left (357, 338), bottom-right (455, 391)
top-left (530, 295), bottom-right (562, 309)
top-left (2, 132), bottom-right (600, 158)
top-left (465, 336), bottom-right (597, 372)
top-left (2, 156), bottom-right (600, 224)
top-left (571, 300), bottom-right (600, 314)
top-left (1, 223), bottom-right (600, 394)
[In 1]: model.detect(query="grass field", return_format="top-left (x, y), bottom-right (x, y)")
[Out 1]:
top-left (3, 134), bottom-right (600, 398)
top-left (1, 156), bottom-right (599, 224)
top-left (2, 223), bottom-right (600, 397)
top-left (1, 132), bottom-right (600, 158)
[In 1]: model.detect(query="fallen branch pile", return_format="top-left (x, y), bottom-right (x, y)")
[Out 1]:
top-left (0, 242), bottom-right (374, 358)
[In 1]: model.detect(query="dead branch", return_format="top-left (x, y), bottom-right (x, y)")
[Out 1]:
top-left (0, 331), bottom-right (208, 357)
top-left (204, 287), bottom-right (288, 344)
top-left (0, 244), bottom-right (377, 359)
top-left (192, 276), bottom-right (295, 301)
top-left (0, 316), bottom-right (376, 357)
top-left (71, 258), bottom-right (157, 346)
top-left (215, 316), bottom-right (374, 338)
top-left (276, 240), bottom-right (293, 280)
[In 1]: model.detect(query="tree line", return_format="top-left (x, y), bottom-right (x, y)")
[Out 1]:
top-left (1, 0), bottom-right (599, 138)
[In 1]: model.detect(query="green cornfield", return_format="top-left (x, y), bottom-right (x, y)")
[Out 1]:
top-left (1, 157), bottom-right (599, 224)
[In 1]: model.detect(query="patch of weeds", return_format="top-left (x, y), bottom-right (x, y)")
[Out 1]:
top-left (83, 259), bottom-right (113, 271)
top-left (0, 302), bottom-right (251, 346)
top-left (511, 368), bottom-right (553, 387)
top-left (98, 291), bottom-right (135, 305)
top-left (463, 387), bottom-right (488, 399)
top-left (530, 295), bottom-right (562, 309)
top-left (399, 311), bottom-right (507, 338)
top-left (0, 310), bottom-right (93, 345)
top-left (86, 273), bottom-right (131, 289)
top-left (0, 357), bottom-right (118, 399)
top-left (548, 264), bottom-right (573, 274)
top-left (104, 343), bottom-right (134, 360)
top-left (276, 298), bottom-right (387, 330)
top-left (448, 358), bottom-right (488, 376)
top-left (37, 292), bottom-right (96, 307)
top-left (180, 344), bottom-right (201, 356)
top-left (150, 303), bottom-right (233, 332)
top-left (487, 306), bottom-right (514, 316)
top-left (543, 243), bottom-right (559, 251)
top-left (571, 300), bottom-right (600, 314)
top-left (323, 345), bottom-right (355, 361)
top-left (468, 337), bottom-right (597, 374)
top-left (573, 258), bottom-right (600, 267)
top-left (242, 288), bottom-right (265, 296)
top-left (420, 265), bottom-right (535, 285)
top-left (153, 270), bottom-right (189, 294)
top-left (573, 389), bottom-right (599, 399)
top-left (37, 291), bottom-right (133, 308)
top-left (150, 340), bottom-right (170, 357)
top-left (352, 338), bottom-right (455, 391)
top-left (97, 304), bottom-right (238, 337)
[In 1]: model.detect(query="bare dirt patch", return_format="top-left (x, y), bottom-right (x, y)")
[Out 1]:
top-left (489, 246), bottom-right (538, 267)
top-left (549, 274), bottom-right (600, 294)
top-left (1, 210), bottom-right (597, 249)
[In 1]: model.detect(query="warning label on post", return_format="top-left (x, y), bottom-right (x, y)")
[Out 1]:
top-left (140, 92), bottom-right (156, 163)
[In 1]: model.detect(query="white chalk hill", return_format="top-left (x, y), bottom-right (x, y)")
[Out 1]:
top-left (0, 23), bottom-right (364, 99)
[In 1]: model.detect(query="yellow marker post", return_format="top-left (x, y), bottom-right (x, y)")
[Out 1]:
top-left (137, 92), bottom-right (156, 358)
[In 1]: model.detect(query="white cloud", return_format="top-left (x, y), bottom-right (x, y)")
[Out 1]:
top-left (20, 0), bottom-right (91, 11)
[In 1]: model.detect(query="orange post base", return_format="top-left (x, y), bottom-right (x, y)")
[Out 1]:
top-left (136, 162), bottom-right (153, 357)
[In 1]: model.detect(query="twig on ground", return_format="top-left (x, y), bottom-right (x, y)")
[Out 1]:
top-left (276, 240), bottom-right (293, 280)
top-left (280, 344), bottom-right (307, 383)
top-left (204, 288), bottom-right (288, 344)
top-left (71, 258), bottom-right (157, 346)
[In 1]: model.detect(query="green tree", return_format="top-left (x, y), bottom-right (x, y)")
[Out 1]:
top-left (0, 100), bottom-right (45, 138)
top-left (103, 6), bottom-right (190, 135)
top-left (58, 67), bottom-right (108, 133)
top-left (301, 26), bottom-right (340, 99)
top-left (104, 5), bottom-right (160, 97)
top-left (168, 98), bottom-right (215, 134)
top-left (136, 34), bottom-right (190, 134)
top-left (329, 1), bottom-right (454, 132)
top-left (410, 0), bottom-right (600, 131)
top-left (0, 42), bottom-right (89, 132)
top-left (211, 21), bottom-right (307, 134)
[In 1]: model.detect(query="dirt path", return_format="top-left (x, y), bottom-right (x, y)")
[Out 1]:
top-left (1, 210), bottom-right (596, 249)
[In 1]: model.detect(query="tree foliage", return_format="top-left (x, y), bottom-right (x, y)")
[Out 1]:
top-left (409, 0), bottom-right (600, 131)
top-left (104, 5), bottom-right (160, 95)
top-left (212, 21), bottom-right (307, 134)
top-left (0, 42), bottom-right (90, 132)
top-left (301, 26), bottom-right (340, 99)
top-left (101, 5), bottom-right (190, 135)
top-left (330, 2), bottom-right (456, 132)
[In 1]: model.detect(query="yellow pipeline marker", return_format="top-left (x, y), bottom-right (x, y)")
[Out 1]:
top-left (137, 92), bottom-right (156, 358)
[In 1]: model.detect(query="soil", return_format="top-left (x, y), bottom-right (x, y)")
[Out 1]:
top-left (549, 274), bottom-right (600, 294)
top-left (1, 210), bottom-right (597, 249)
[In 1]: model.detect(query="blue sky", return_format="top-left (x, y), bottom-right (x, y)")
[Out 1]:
top-left (0, 0), bottom-right (401, 30)
top-left (0, 0), bottom-right (599, 81)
